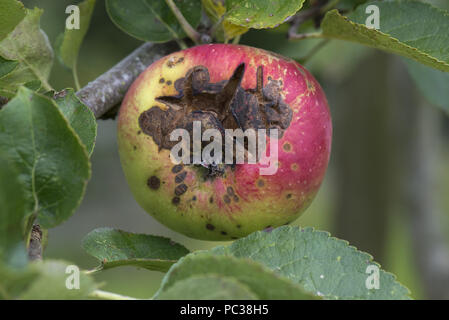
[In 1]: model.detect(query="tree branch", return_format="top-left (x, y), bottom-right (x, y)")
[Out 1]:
top-left (76, 42), bottom-right (179, 119)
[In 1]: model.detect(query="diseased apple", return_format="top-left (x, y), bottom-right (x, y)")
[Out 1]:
top-left (117, 44), bottom-right (332, 240)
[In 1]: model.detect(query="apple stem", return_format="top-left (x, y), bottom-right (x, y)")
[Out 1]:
top-left (165, 0), bottom-right (202, 45)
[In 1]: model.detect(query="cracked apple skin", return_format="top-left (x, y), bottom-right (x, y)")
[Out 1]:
top-left (117, 44), bottom-right (332, 240)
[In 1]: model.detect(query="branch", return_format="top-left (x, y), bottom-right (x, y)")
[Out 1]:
top-left (76, 42), bottom-right (179, 119)
top-left (28, 224), bottom-right (42, 261)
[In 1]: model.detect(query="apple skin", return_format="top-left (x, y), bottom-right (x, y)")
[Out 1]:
top-left (117, 44), bottom-right (332, 240)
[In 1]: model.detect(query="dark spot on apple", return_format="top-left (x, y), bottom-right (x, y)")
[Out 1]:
top-left (172, 197), bottom-right (180, 205)
top-left (133, 145), bottom-right (137, 150)
top-left (221, 231), bottom-right (227, 235)
top-left (147, 176), bottom-right (160, 190)
top-left (138, 63), bottom-right (293, 170)
top-left (137, 130), bottom-right (141, 135)
top-left (175, 171), bottom-right (187, 183)
top-left (172, 164), bottom-right (183, 173)
top-left (166, 80), bottom-right (172, 86)
top-left (209, 196), bottom-right (214, 203)
top-left (175, 184), bottom-right (188, 196)
top-left (233, 195), bottom-right (239, 202)
top-left (227, 186), bottom-right (235, 196)
top-left (206, 223), bottom-right (215, 230)
top-left (286, 193), bottom-right (292, 199)
top-left (231, 237), bottom-right (238, 240)
top-left (237, 224), bottom-right (241, 228)
top-left (192, 196), bottom-right (196, 201)
top-left (283, 142), bottom-right (291, 152)
top-left (223, 195), bottom-right (231, 204)
top-left (257, 179), bottom-right (265, 187)
top-left (167, 56), bottom-right (184, 68)
top-left (159, 78), bottom-right (165, 83)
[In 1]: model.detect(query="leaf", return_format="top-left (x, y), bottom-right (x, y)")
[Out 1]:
top-left (82, 228), bottom-right (190, 272)
top-left (202, 0), bottom-right (248, 41)
top-left (19, 260), bottom-right (97, 299)
top-left (0, 87), bottom-right (91, 229)
top-left (155, 253), bottom-right (316, 299)
top-left (106, 0), bottom-right (202, 42)
top-left (0, 152), bottom-right (28, 268)
top-left (0, 56), bottom-right (18, 79)
top-left (321, 1), bottom-right (449, 72)
top-left (224, 0), bottom-right (305, 29)
top-left (156, 274), bottom-right (258, 300)
top-left (0, 8), bottom-right (53, 97)
top-left (211, 226), bottom-right (411, 300)
top-left (403, 58), bottom-right (449, 115)
top-left (0, 0), bottom-right (26, 41)
top-left (53, 89), bottom-right (97, 155)
top-left (55, 0), bottom-right (96, 71)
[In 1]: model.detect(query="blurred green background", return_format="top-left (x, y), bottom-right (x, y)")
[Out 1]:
top-left (21, 0), bottom-right (449, 299)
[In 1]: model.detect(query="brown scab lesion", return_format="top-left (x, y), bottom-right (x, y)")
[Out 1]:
top-left (283, 142), bottom-right (292, 152)
top-left (147, 176), bottom-right (160, 190)
top-left (166, 80), bottom-right (172, 86)
top-left (175, 171), bottom-right (187, 183)
top-left (167, 56), bottom-right (185, 68)
top-left (172, 164), bottom-right (183, 173)
top-left (223, 194), bottom-right (231, 204)
top-left (175, 183), bottom-right (188, 196)
top-left (138, 63), bottom-right (293, 170)
top-left (206, 223), bottom-right (215, 231)
top-left (172, 197), bottom-right (180, 205)
top-left (159, 78), bottom-right (165, 84)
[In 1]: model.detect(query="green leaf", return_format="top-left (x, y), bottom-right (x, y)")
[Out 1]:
top-left (202, 0), bottom-right (248, 41)
top-left (0, 8), bottom-right (53, 97)
top-left (404, 58), bottom-right (449, 114)
top-left (156, 274), bottom-right (258, 300)
top-left (0, 87), bottom-right (91, 229)
top-left (19, 260), bottom-right (97, 299)
top-left (0, 56), bottom-right (18, 79)
top-left (82, 228), bottom-right (190, 272)
top-left (0, 153), bottom-right (28, 268)
top-left (106, 0), bottom-right (202, 42)
top-left (211, 226), bottom-right (411, 300)
top-left (224, 0), bottom-right (305, 29)
top-left (0, 0), bottom-right (26, 41)
top-left (321, 1), bottom-right (449, 72)
top-left (53, 89), bottom-right (97, 155)
top-left (55, 0), bottom-right (96, 70)
top-left (156, 253), bottom-right (316, 299)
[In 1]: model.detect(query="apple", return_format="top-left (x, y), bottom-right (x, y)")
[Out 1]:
top-left (117, 44), bottom-right (332, 240)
